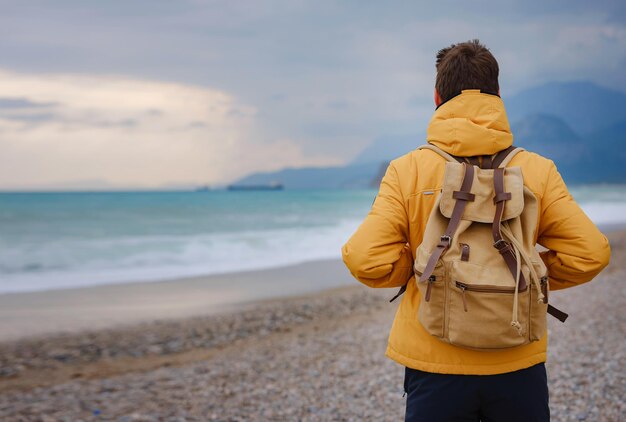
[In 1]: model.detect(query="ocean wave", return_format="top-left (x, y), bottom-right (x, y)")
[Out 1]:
top-left (580, 202), bottom-right (626, 225)
top-left (1, 188), bottom-right (624, 294)
top-left (0, 219), bottom-right (363, 293)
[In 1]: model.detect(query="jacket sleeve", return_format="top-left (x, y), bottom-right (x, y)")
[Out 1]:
top-left (341, 162), bottom-right (414, 288)
top-left (537, 161), bottom-right (611, 290)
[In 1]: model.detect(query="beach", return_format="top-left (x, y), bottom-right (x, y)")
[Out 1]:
top-left (0, 259), bottom-right (355, 342)
top-left (0, 230), bottom-right (624, 421)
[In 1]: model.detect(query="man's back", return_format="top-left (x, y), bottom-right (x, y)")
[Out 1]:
top-left (342, 40), bottom-right (611, 421)
top-left (342, 89), bottom-right (610, 375)
top-left (342, 76), bottom-right (610, 421)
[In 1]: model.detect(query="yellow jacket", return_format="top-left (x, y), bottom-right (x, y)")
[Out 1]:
top-left (342, 90), bottom-right (611, 375)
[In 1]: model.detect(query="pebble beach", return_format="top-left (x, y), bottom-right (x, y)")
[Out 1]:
top-left (0, 230), bottom-right (624, 421)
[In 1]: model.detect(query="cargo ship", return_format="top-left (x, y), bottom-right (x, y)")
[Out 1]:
top-left (226, 182), bottom-right (284, 191)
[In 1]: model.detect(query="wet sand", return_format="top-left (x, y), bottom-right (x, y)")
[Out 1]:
top-left (0, 258), bottom-right (354, 341)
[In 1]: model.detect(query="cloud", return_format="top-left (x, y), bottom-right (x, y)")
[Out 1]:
top-left (0, 97), bottom-right (59, 109)
top-left (0, 69), bottom-right (337, 189)
top-left (0, 1), bottom-right (625, 187)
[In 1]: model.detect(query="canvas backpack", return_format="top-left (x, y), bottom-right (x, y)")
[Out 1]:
top-left (391, 144), bottom-right (567, 351)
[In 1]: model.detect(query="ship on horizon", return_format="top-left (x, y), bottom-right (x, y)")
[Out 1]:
top-left (226, 182), bottom-right (284, 191)
top-left (195, 185), bottom-right (211, 192)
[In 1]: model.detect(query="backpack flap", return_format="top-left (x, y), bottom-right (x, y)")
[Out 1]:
top-left (439, 163), bottom-right (525, 223)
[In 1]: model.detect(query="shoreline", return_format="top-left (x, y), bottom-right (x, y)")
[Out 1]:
top-left (2, 221), bottom-right (622, 295)
top-left (0, 258), bottom-right (354, 342)
top-left (1, 222), bottom-right (623, 342)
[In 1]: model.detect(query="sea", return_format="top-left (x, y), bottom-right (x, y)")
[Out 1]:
top-left (0, 186), bottom-right (624, 294)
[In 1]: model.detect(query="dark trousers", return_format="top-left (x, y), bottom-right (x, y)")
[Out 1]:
top-left (404, 363), bottom-right (549, 422)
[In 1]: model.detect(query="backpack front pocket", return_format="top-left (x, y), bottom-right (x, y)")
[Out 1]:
top-left (445, 263), bottom-right (531, 350)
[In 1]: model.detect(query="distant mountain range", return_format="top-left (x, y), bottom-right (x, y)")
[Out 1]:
top-left (511, 114), bottom-right (624, 183)
top-left (505, 81), bottom-right (626, 135)
top-left (233, 81), bottom-right (626, 188)
top-left (234, 162), bottom-right (381, 190)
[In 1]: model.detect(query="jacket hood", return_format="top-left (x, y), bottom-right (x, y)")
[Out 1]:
top-left (426, 89), bottom-right (513, 157)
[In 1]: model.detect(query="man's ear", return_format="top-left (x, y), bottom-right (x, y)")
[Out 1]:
top-left (434, 89), bottom-right (443, 107)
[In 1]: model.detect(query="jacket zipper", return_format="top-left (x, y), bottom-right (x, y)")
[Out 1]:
top-left (455, 281), bottom-right (528, 312)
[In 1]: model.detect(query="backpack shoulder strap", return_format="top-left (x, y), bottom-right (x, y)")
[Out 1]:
top-left (419, 162), bottom-right (475, 283)
top-left (417, 144), bottom-right (462, 163)
top-left (420, 144), bottom-right (525, 169)
top-left (492, 146), bottom-right (525, 168)
top-left (389, 162), bottom-right (476, 303)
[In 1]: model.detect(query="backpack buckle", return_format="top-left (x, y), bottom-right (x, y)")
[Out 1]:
top-left (493, 239), bottom-right (508, 250)
top-left (440, 235), bottom-right (451, 245)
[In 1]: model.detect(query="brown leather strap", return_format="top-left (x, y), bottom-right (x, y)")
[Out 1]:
top-left (419, 144), bottom-right (520, 169)
top-left (491, 146), bottom-right (517, 169)
top-left (481, 155), bottom-right (493, 169)
top-left (460, 243), bottom-right (470, 262)
top-left (453, 191), bottom-right (476, 201)
top-left (420, 163), bottom-right (475, 282)
top-left (493, 191), bottom-right (512, 203)
top-left (389, 283), bottom-right (407, 302)
top-left (547, 304), bottom-right (568, 322)
top-left (459, 146), bottom-right (513, 170)
top-left (492, 167), bottom-right (527, 291)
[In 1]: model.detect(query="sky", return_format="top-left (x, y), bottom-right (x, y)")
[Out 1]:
top-left (0, 0), bottom-right (625, 190)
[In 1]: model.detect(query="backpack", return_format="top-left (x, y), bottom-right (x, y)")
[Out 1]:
top-left (391, 144), bottom-right (567, 350)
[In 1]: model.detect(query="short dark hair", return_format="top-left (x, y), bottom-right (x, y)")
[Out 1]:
top-left (435, 39), bottom-right (499, 103)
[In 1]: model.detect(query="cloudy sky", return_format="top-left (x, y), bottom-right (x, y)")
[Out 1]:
top-left (1, 0), bottom-right (625, 189)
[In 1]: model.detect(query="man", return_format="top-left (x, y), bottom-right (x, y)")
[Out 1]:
top-left (341, 40), bottom-right (611, 421)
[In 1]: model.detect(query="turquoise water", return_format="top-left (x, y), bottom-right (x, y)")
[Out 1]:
top-left (0, 186), bottom-right (623, 293)
top-left (0, 190), bottom-right (376, 292)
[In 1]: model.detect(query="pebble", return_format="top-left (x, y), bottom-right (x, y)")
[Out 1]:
top-left (0, 233), bottom-right (624, 421)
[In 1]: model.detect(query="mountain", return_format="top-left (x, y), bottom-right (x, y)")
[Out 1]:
top-left (512, 113), bottom-right (582, 157)
top-left (583, 120), bottom-right (626, 183)
top-left (510, 114), bottom-right (578, 182)
top-left (233, 81), bottom-right (625, 189)
top-left (587, 120), bottom-right (626, 158)
top-left (511, 113), bottom-right (625, 184)
top-left (352, 81), bottom-right (626, 164)
top-left (504, 81), bottom-right (626, 135)
top-left (510, 113), bottom-right (585, 182)
top-left (233, 163), bottom-right (380, 189)
top-left (495, 80), bottom-right (626, 183)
